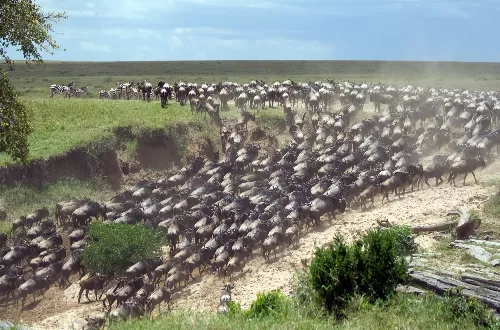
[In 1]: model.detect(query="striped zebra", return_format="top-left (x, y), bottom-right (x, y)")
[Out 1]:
top-left (138, 80), bottom-right (153, 101)
top-left (131, 87), bottom-right (140, 99)
top-left (68, 87), bottom-right (88, 98)
top-left (99, 88), bottom-right (119, 99)
top-left (99, 90), bottom-right (110, 99)
top-left (50, 82), bottom-right (74, 97)
top-left (109, 88), bottom-right (118, 99)
top-left (122, 82), bottom-right (135, 100)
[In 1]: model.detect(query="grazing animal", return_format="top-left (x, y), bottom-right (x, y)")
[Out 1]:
top-left (447, 157), bottom-right (486, 186)
top-left (78, 275), bottom-right (108, 303)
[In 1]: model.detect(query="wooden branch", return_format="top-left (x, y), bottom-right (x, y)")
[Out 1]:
top-left (412, 220), bottom-right (458, 234)
top-left (412, 208), bottom-right (479, 239)
top-left (463, 279), bottom-right (500, 293)
top-left (461, 274), bottom-right (500, 287)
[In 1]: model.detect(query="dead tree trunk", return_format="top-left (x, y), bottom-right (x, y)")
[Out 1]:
top-left (411, 208), bottom-right (479, 239)
top-left (410, 270), bottom-right (500, 312)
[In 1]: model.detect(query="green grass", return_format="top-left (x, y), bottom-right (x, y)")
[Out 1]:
top-left (108, 293), bottom-right (497, 330)
top-left (125, 139), bottom-right (138, 158)
top-left (0, 98), bottom-right (207, 164)
top-left (484, 193), bottom-right (500, 218)
top-left (0, 178), bottom-right (116, 233)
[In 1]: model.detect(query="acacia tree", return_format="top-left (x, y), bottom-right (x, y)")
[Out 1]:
top-left (0, 0), bottom-right (66, 162)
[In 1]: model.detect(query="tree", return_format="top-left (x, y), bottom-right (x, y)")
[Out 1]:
top-left (0, 0), bottom-right (67, 162)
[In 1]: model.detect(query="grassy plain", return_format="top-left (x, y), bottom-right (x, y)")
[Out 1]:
top-left (2, 60), bottom-right (499, 163)
top-left (4, 60), bottom-right (500, 98)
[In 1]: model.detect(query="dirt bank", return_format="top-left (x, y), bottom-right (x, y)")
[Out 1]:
top-left (0, 122), bottom-right (219, 190)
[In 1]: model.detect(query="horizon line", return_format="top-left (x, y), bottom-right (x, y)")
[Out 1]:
top-left (4, 59), bottom-right (500, 64)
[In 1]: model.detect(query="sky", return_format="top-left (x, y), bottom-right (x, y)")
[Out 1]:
top-left (8, 0), bottom-right (500, 62)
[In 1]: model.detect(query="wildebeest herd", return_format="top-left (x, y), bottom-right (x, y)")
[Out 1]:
top-left (6, 78), bottom-right (500, 325)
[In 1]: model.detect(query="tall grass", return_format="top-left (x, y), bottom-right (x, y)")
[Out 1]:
top-left (108, 293), bottom-right (498, 330)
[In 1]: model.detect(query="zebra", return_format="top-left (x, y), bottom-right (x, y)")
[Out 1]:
top-left (131, 87), bottom-right (140, 99)
top-left (68, 87), bottom-right (88, 98)
top-left (49, 82), bottom-right (74, 98)
top-left (138, 80), bottom-right (153, 101)
top-left (109, 88), bottom-right (118, 99)
top-left (99, 90), bottom-right (110, 99)
top-left (122, 82), bottom-right (135, 100)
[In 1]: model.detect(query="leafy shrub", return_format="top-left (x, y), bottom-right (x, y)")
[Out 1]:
top-left (357, 228), bottom-right (409, 302)
top-left (81, 222), bottom-right (164, 276)
top-left (292, 269), bottom-right (323, 312)
top-left (309, 236), bottom-right (358, 316)
top-left (226, 300), bottom-right (243, 317)
top-left (246, 290), bottom-right (289, 320)
top-left (384, 225), bottom-right (417, 255)
top-left (309, 228), bottom-right (409, 317)
top-left (444, 289), bottom-right (500, 329)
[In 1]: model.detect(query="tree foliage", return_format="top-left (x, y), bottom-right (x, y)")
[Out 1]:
top-left (0, 0), bottom-right (66, 162)
top-left (0, 73), bottom-right (32, 161)
top-left (81, 222), bottom-right (165, 276)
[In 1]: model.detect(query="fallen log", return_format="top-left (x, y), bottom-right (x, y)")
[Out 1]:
top-left (448, 208), bottom-right (480, 240)
top-left (412, 220), bottom-right (458, 234)
top-left (410, 270), bottom-right (500, 312)
top-left (463, 279), bottom-right (500, 293)
top-left (411, 208), bottom-right (480, 239)
top-left (461, 273), bottom-right (500, 288)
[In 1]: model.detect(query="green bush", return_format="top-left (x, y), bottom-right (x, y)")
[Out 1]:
top-left (384, 225), bottom-right (417, 256)
top-left (246, 290), bottom-right (289, 320)
top-left (357, 228), bottom-right (409, 301)
top-left (81, 222), bottom-right (165, 276)
top-left (309, 228), bottom-right (409, 317)
top-left (309, 236), bottom-right (358, 316)
top-left (444, 289), bottom-right (500, 329)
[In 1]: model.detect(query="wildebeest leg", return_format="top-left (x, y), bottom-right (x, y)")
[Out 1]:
top-left (463, 172), bottom-right (468, 186)
top-left (85, 289), bottom-right (91, 301)
top-left (78, 287), bottom-right (85, 303)
top-left (471, 171), bottom-right (478, 184)
top-left (447, 172), bottom-right (453, 185)
top-left (95, 289), bottom-right (98, 301)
